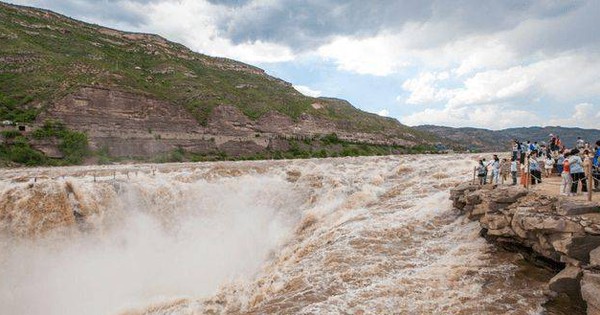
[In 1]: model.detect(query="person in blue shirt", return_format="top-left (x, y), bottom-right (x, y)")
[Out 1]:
top-left (568, 149), bottom-right (587, 194)
top-left (529, 153), bottom-right (542, 185)
top-left (594, 140), bottom-right (600, 167)
top-left (593, 140), bottom-right (600, 190)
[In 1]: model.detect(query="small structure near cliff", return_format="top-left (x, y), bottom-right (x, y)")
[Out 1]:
top-left (450, 183), bottom-right (600, 314)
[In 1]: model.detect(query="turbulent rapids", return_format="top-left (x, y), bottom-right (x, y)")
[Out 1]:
top-left (0, 155), bottom-right (554, 314)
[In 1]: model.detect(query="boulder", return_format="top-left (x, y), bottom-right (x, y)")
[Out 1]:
top-left (469, 203), bottom-right (488, 220)
top-left (490, 186), bottom-right (528, 204)
top-left (465, 190), bottom-right (482, 205)
top-left (512, 209), bottom-right (533, 239)
top-left (486, 226), bottom-right (515, 237)
top-left (590, 246), bottom-right (600, 266)
top-left (520, 215), bottom-right (584, 234)
top-left (585, 226), bottom-right (600, 235)
top-left (489, 201), bottom-right (512, 212)
top-left (480, 213), bottom-right (509, 230)
top-left (557, 201), bottom-right (600, 216)
top-left (582, 271), bottom-right (600, 315)
top-left (548, 265), bottom-right (583, 301)
top-left (449, 182), bottom-right (477, 199)
top-left (532, 242), bottom-right (561, 261)
top-left (550, 233), bottom-right (575, 255)
top-left (565, 235), bottom-right (600, 263)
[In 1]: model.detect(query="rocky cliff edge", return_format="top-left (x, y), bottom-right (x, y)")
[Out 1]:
top-left (450, 183), bottom-right (600, 314)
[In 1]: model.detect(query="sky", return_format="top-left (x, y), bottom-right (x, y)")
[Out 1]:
top-left (6, 0), bottom-right (600, 130)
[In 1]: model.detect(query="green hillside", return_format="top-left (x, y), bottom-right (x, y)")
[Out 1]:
top-left (0, 2), bottom-right (447, 166)
top-left (0, 1), bottom-right (424, 136)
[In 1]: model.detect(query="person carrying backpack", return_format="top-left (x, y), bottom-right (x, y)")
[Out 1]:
top-left (477, 160), bottom-right (487, 185)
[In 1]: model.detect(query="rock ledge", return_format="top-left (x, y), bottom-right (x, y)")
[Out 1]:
top-left (450, 183), bottom-right (600, 314)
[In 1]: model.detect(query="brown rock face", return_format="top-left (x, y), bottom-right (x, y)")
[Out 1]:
top-left (45, 86), bottom-right (201, 136)
top-left (37, 87), bottom-right (272, 157)
top-left (591, 246), bottom-right (600, 266)
top-left (35, 86), bottom-right (416, 159)
top-left (207, 105), bottom-right (253, 136)
top-left (582, 271), bottom-right (600, 315)
top-left (39, 86), bottom-right (205, 157)
top-left (548, 265), bottom-right (583, 301)
top-left (256, 111), bottom-right (294, 134)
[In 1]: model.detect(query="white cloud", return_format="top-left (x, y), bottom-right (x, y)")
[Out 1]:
top-left (314, 25), bottom-right (521, 77)
top-left (401, 104), bottom-right (542, 130)
top-left (547, 103), bottom-right (600, 129)
top-left (293, 85), bottom-right (321, 97)
top-left (132, 0), bottom-right (297, 64)
top-left (447, 66), bottom-right (535, 107)
top-left (400, 53), bottom-right (600, 111)
top-left (401, 71), bottom-right (454, 105)
top-left (402, 102), bottom-right (600, 130)
top-left (317, 34), bottom-right (410, 76)
top-left (377, 109), bottom-right (389, 117)
top-left (452, 38), bottom-right (516, 76)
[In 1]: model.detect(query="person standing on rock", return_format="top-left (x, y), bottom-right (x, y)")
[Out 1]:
top-left (593, 140), bottom-right (600, 190)
top-left (544, 154), bottom-right (554, 178)
top-left (520, 142), bottom-right (526, 164)
top-left (512, 140), bottom-right (519, 161)
top-left (529, 153), bottom-right (542, 185)
top-left (561, 152), bottom-right (571, 195)
top-left (520, 161), bottom-right (528, 186)
top-left (594, 140), bottom-right (600, 168)
top-left (583, 150), bottom-right (592, 189)
top-left (491, 155), bottom-right (500, 185)
top-left (549, 134), bottom-right (557, 153)
top-left (556, 151), bottom-right (565, 175)
top-left (477, 160), bottom-right (487, 185)
top-left (568, 149), bottom-right (587, 194)
top-left (500, 158), bottom-right (510, 184)
top-left (510, 157), bottom-right (518, 185)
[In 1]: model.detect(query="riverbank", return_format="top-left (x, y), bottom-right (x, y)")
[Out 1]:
top-left (450, 182), bottom-right (600, 314)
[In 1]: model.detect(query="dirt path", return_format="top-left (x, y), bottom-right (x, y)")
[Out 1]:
top-left (513, 173), bottom-right (599, 202)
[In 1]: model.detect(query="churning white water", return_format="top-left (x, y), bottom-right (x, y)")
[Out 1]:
top-left (0, 155), bottom-right (552, 314)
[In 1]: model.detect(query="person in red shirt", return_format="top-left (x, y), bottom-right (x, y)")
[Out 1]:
top-left (561, 152), bottom-right (571, 196)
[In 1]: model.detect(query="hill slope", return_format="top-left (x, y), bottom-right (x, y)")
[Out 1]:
top-left (0, 2), bottom-right (438, 165)
top-left (415, 125), bottom-right (600, 152)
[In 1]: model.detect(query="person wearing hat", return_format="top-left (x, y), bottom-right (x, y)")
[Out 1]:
top-left (549, 134), bottom-right (557, 152)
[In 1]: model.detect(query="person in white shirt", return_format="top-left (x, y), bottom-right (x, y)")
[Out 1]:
top-left (544, 155), bottom-right (554, 178)
top-left (490, 155), bottom-right (500, 185)
top-left (576, 137), bottom-right (585, 150)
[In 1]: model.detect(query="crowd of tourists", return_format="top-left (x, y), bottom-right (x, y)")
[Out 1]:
top-left (476, 135), bottom-right (600, 196)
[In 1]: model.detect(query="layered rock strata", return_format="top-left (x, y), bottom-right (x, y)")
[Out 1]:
top-left (34, 86), bottom-right (413, 158)
top-left (450, 183), bottom-right (600, 314)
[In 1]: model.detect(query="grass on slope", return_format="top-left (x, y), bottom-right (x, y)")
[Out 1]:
top-left (0, 3), bottom-right (417, 139)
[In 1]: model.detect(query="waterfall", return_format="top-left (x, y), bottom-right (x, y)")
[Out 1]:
top-left (0, 156), bottom-right (553, 314)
